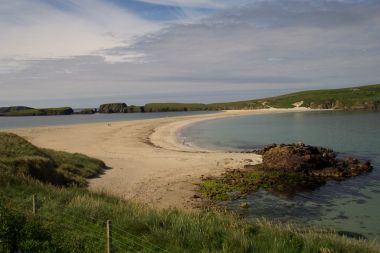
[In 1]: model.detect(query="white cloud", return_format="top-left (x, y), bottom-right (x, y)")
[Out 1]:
top-left (1, 0), bottom-right (380, 107)
top-left (0, 0), bottom-right (161, 68)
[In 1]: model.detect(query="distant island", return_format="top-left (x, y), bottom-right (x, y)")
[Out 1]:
top-left (1, 84), bottom-right (379, 116)
top-left (0, 106), bottom-right (74, 116)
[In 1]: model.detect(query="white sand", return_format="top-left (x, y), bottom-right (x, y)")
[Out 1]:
top-left (6, 108), bottom-right (314, 209)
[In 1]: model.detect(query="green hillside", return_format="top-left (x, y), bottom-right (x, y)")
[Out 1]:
top-left (145, 84), bottom-right (380, 111)
top-left (1, 133), bottom-right (379, 252)
top-left (1, 84), bottom-right (379, 116)
top-left (235, 84), bottom-right (380, 110)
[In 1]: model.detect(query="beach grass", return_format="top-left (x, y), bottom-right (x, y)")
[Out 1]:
top-left (1, 171), bottom-right (379, 253)
top-left (0, 132), bottom-right (106, 186)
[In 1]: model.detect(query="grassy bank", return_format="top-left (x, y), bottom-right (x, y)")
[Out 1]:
top-left (0, 133), bottom-right (106, 186)
top-left (1, 133), bottom-right (379, 252)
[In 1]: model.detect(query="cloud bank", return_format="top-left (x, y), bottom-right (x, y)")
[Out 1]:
top-left (1, 0), bottom-right (379, 107)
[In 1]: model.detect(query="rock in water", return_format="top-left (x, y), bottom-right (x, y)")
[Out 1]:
top-left (261, 143), bottom-right (335, 173)
top-left (259, 143), bottom-right (372, 177)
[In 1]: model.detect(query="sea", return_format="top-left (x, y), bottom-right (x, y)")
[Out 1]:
top-left (180, 111), bottom-right (380, 240)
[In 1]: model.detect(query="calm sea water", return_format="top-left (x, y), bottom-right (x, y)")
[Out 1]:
top-left (180, 111), bottom-right (380, 240)
top-left (0, 111), bottom-right (216, 129)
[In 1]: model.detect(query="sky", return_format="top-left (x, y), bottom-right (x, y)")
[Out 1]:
top-left (0, 0), bottom-right (379, 107)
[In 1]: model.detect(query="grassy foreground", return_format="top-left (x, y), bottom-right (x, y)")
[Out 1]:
top-left (2, 173), bottom-right (380, 253)
top-left (1, 133), bottom-right (379, 252)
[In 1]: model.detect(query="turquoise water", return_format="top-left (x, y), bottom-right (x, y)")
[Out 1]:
top-left (181, 111), bottom-right (380, 240)
top-left (0, 111), bottom-right (216, 129)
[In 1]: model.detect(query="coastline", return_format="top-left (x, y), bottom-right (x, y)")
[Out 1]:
top-left (4, 107), bottom-right (316, 209)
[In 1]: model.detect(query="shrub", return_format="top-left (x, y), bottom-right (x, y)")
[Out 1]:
top-left (0, 205), bottom-right (57, 253)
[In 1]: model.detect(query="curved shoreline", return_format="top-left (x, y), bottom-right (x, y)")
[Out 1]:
top-left (150, 107), bottom-right (315, 153)
top-left (5, 107), bottom-right (317, 209)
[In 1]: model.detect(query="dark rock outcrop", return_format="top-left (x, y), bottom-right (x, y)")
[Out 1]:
top-left (256, 143), bottom-right (372, 178)
top-left (99, 103), bottom-right (128, 113)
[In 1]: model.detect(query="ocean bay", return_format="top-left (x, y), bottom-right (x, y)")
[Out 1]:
top-left (181, 111), bottom-right (380, 239)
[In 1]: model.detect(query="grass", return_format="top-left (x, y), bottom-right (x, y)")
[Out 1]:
top-left (1, 172), bottom-right (379, 253)
top-left (0, 132), bottom-right (106, 186)
top-left (1, 133), bottom-right (379, 252)
top-left (212, 84), bottom-right (380, 110)
top-left (264, 84), bottom-right (380, 109)
top-left (144, 84), bottom-right (380, 111)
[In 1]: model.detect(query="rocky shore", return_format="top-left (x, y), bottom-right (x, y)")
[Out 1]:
top-left (252, 143), bottom-right (372, 177)
top-left (200, 143), bottom-right (372, 201)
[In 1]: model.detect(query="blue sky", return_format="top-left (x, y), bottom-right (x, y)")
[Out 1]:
top-left (0, 0), bottom-right (379, 107)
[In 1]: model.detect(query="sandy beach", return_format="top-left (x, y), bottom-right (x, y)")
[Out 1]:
top-left (6, 108), bottom-right (313, 209)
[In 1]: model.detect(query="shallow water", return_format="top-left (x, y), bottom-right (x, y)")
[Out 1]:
top-left (180, 111), bottom-right (380, 240)
top-left (0, 111), bottom-right (216, 129)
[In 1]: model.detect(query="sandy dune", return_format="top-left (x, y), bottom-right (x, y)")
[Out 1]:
top-left (7, 108), bottom-right (313, 209)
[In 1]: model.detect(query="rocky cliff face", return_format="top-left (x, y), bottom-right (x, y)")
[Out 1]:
top-left (98, 103), bottom-right (128, 113)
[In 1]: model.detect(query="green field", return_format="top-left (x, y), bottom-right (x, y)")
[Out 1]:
top-left (1, 133), bottom-right (379, 252)
top-left (144, 84), bottom-right (380, 111)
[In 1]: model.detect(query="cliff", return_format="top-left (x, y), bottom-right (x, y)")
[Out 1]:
top-left (98, 103), bottom-right (128, 113)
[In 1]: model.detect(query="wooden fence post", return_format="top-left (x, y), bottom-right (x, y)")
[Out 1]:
top-left (32, 194), bottom-right (37, 215)
top-left (107, 220), bottom-right (112, 253)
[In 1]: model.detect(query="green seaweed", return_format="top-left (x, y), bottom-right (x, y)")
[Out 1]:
top-left (200, 171), bottom-right (326, 201)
